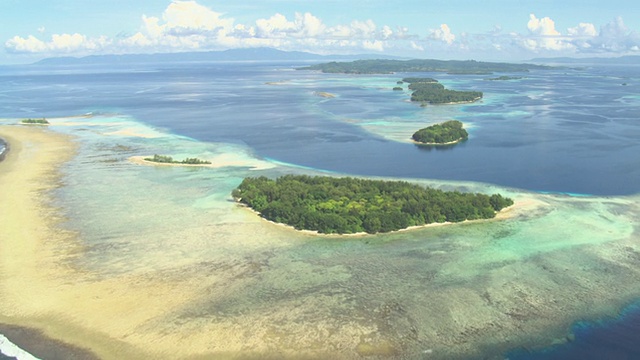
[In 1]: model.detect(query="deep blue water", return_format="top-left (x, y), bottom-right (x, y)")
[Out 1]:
top-left (507, 302), bottom-right (640, 360)
top-left (0, 61), bottom-right (638, 195)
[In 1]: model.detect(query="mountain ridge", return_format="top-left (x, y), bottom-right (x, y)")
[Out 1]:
top-left (34, 47), bottom-right (407, 65)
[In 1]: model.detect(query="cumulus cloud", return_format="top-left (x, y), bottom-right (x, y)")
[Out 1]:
top-left (509, 14), bottom-right (640, 56)
top-left (568, 23), bottom-right (597, 37)
top-left (4, 0), bottom-right (416, 57)
top-left (122, 0), bottom-right (235, 50)
top-left (600, 16), bottom-right (628, 38)
top-left (118, 1), bottom-right (399, 53)
top-left (429, 24), bottom-right (455, 44)
top-left (5, 33), bottom-right (109, 54)
top-left (410, 41), bottom-right (424, 51)
top-left (591, 16), bottom-right (640, 53)
top-left (4, 1), bottom-right (639, 59)
top-left (523, 14), bottom-right (573, 51)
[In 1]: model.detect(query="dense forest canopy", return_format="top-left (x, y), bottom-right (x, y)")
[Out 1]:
top-left (412, 120), bottom-right (468, 144)
top-left (233, 175), bottom-right (514, 234)
top-left (486, 76), bottom-right (523, 81)
top-left (299, 59), bottom-right (552, 74)
top-left (402, 77), bottom-right (438, 84)
top-left (402, 78), bottom-right (482, 104)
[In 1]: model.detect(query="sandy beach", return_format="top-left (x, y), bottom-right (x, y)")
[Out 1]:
top-left (0, 125), bottom-right (189, 360)
top-left (0, 125), bottom-right (99, 359)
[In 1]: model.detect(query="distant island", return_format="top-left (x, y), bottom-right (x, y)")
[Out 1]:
top-left (143, 154), bottom-right (211, 165)
top-left (412, 120), bottom-right (468, 145)
top-left (403, 77), bottom-right (482, 104)
top-left (299, 59), bottom-right (553, 74)
top-left (233, 175), bottom-right (514, 234)
top-left (20, 118), bottom-right (49, 125)
top-left (486, 76), bottom-right (523, 81)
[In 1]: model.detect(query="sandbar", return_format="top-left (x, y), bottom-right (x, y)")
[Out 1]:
top-left (313, 91), bottom-right (337, 98)
top-left (0, 125), bottom-right (198, 359)
top-left (128, 155), bottom-right (269, 169)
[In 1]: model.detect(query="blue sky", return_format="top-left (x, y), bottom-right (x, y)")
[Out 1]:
top-left (1, 0), bottom-right (639, 64)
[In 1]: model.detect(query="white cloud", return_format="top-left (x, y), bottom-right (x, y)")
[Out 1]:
top-left (527, 14), bottom-right (560, 36)
top-left (429, 24), bottom-right (455, 45)
top-left (600, 16), bottom-right (628, 38)
top-left (162, 0), bottom-right (232, 34)
top-left (523, 14), bottom-right (573, 51)
top-left (5, 35), bottom-right (46, 53)
top-left (4, 1), bottom-right (639, 59)
top-left (568, 23), bottom-right (597, 37)
top-left (122, 0), bottom-right (235, 50)
top-left (4, 0), bottom-right (412, 57)
top-left (5, 33), bottom-right (108, 54)
top-left (255, 13), bottom-right (296, 38)
top-left (590, 16), bottom-right (640, 53)
top-left (362, 40), bottom-right (384, 52)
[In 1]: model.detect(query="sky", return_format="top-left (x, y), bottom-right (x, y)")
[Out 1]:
top-left (1, 0), bottom-right (639, 64)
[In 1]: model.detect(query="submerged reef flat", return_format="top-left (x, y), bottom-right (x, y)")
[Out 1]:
top-left (313, 91), bottom-right (337, 98)
top-left (1, 120), bottom-right (640, 360)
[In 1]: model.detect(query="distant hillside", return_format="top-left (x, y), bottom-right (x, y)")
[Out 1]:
top-left (299, 59), bottom-right (554, 74)
top-left (34, 48), bottom-right (406, 66)
top-left (530, 55), bottom-right (640, 65)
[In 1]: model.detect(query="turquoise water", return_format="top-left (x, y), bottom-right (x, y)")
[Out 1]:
top-left (13, 113), bottom-right (633, 358)
top-left (0, 61), bottom-right (639, 358)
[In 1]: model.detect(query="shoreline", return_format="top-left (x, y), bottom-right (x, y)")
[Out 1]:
top-left (0, 125), bottom-right (102, 360)
top-left (411, 137), bottom-right (466, 146)
top-left (0, 137), bottom-right (7, 162)
top-left (129, 155), bottom-right (254, 169)
top-left (236, 196), bottom-right (530, 237)
top-left (418, 96), bottom-right (482, 106)
top-left (0, 323), bottom-right (99, 360)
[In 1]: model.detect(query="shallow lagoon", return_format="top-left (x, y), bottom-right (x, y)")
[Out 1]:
top-left (0, 61), bottom-right (639, 358)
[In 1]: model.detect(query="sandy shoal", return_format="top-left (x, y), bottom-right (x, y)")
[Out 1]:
top-left (0, 126), bottom-right (204, 360)
top-left (129, 155), bottom-right (271, 170)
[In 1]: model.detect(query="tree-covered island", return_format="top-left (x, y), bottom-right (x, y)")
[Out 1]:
top-left (412, 120), bottom-right (468, 145)
top-left (20, 118), bottom-right (49, 124)
top-left (144, 154), bottom-right (212, 165)
top-left (486, 76), bottom-right (523, 81)
top-left (233, 175), bottom-right (514, 234)
top-left (299, 59), bottom-right (552, 74)
top-left (403, 78), bottom-right (482, 104)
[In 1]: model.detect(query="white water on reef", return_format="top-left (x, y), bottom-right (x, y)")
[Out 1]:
top-left (0, 334), bottom-right (40, 360)
top-left (1, 114), bottom-right (636, 359)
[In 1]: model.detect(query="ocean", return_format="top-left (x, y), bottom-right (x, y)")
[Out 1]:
top-left (0, 59), bottom-right (639, 359)
top-left (1, 61), bottom-right (639, 195)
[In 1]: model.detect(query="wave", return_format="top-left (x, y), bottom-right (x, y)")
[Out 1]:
top-left (0, 138), bottom-right (7, 162)
top-left (0, 334), bottom-right (40, 360)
